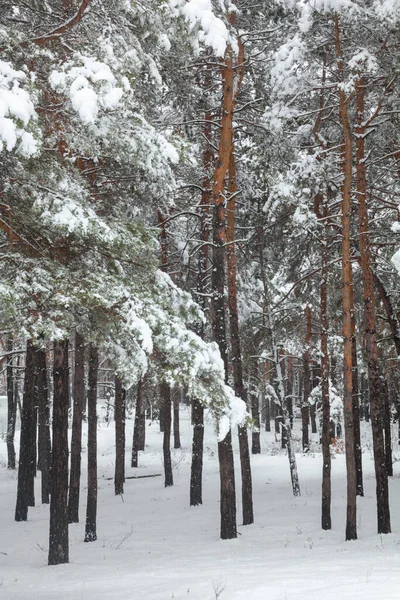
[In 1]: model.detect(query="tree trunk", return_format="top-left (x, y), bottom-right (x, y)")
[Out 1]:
top-left (37, 346), bottom-right (51, 505)
top-left (189, 86), bottom-right (212, 506)
top-left (335, 15), bottom-right (357, 541)
top-left (302, 306), bottom-right (311, 452)
top-left (218, 430), bottom-right (237, 539)
top-left (318, 194), bottom-right (331, 530)
top-left (48, 339), bottom-right (69, 565)
top-left (6, 338), bottom-right (16, 469)
top-left (132, 378), bottom-right (143, 468)
top-left (354, 71), bottom-right (390, 533)
top-left (351, 334), bottom-right (363, 496)
top-left (84, 345), bottom-right (98, 542)
top-left (382, 380), bottom-right (393, 477)
top-left (160, 381), bottom-right (173, 487)
top-left (226, 145), bottom-right (253, 525)
top-left (15, 340), bottom-right (36, 521)
top-left (68, 331), bottom-right (85, 523)
top-left (190, 397), bottom-right (204, 506)
top-left (210, 30), bottom-right (238, 540)
top-left (287, 356), bottom-right (294, 430)
top-left (173, 391), bottom-right (181, 449)
top-left (264, 366), bottom-right (271, 432)
top-left (114, 376), bottom-right (125, 495)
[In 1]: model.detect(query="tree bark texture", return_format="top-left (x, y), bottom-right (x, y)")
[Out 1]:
top-left (302, 306), bottom-right (311, 452)
top-left (37, 346), bottom-right (51, 505)
top-left (355, 72), bottom-right (390, 533)
top-left (68, 331), bottom-right (85, 523)
top-left (173, 391), bottom-right (181, 449)
top-left (210, 33), bottom-right (238, 540)
top-left (351, 334), bottom-right (363, 496)
top-left (132, 378), bottom-right (144, 468)
top-left (15, 340), bottom-right (36, 521)
top-left (335, 15), bottom-right (357, 541)
top-left (84, 345), bottom-right (98, 542)
top-left (319, 196), bottom-right (331, 530)
top-left (227, 150), bottom-right (254, 524)
top-left (114, 376), bottom-right (126, 495)
top-left (6, 338), bottom-right (16, 469)
top-left (160, 381), bottom-right (173, 487)
top-left (190, 397), bottom-right (204, 506)
top-left (48, 339), bottom-right (69, 565)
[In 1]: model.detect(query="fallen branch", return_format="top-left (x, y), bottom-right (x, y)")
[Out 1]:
top-left (106, 473), bottom-right (161, 481)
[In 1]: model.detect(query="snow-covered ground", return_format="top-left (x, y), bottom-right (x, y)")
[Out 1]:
top-left (1, 405), bottom-right (400, 600)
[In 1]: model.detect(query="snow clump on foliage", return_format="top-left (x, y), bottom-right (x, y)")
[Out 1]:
top-left (0, 61), bottom-right (38, 155)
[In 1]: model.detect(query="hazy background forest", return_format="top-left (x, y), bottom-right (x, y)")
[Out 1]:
top-left (1, 0), bottom-right (400, 598)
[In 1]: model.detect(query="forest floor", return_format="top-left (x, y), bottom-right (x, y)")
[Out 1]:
top-left (1, 404), bottom-right (400, 600)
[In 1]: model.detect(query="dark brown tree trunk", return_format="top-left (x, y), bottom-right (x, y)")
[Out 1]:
top-left (138, 409), bottom-right (146, 452)
top-left (114, 376), bottom-right (125, 495)
top-left (382, 380), bottom-right (393, 477)
top-left (68, 331), bottom-right (85, 523)
top-left (173, 391), bottom-right (181, 449)
top-left (189, 90), bottom-right (211, 506)
top-left (132, 378), bottom-right (143, 468)
top-left (335, 15), bottom-right (357, 541)
top-left (279, 349), bottom-right (288, 450)
top-left (48, 339), bottom-right (69, 565)
top-left (160, 381), bottom-right (173, 487)
top-left (6, 338), bottom-right (16, 469)
top-left (218, 429), bottom-right (237, 539)
top-left (352, 334), bottom-right (363, 496)
top-left (287, 357), bottom-right (294, 429)
top-left (354, 72), bottom-right (390, 534)
top-left (302, 306), bottom-right (311, 452)
top-left (227, 149), bottom-right (253, 524)
top-left (264, 367), bottom-right (271, 432)
top-left (319, 197), bottom-right (331, 530)
top-left (84, 345), bottom-right (98, 543)
top-left (15, 340), bottom-right (36, 521)
top-left (37, 346), bottom-right (51, 505)
top-left (190, 397), bottom-right (204, 506)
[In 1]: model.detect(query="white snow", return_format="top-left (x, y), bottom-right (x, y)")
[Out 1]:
top-left (0, 60), bottom-right (38, 155)
top-left (1, 407), bottom-right (400, 599)
top-left (171, 0), bottom-right (232, 57)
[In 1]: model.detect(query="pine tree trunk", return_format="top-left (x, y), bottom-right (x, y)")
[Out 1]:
top-left (6, 338), bottom-right (16, 469)
top-left (382, 382), bottom-right (393, 477)
top-left (84, 345), bottom-right (98, 543)
top-left (319, 195), bottom-right (331, 530)
top-left (226, 149), bottom-right (253, 525)
top-left (48, 339), bottom-right (69, 565)
top-left (160, 381), bottom-right (173, 487)
top-left (132, 378), bottom-right (143, 468)
top-left (287, 357), bottom-right (294, 430)
top-left (190, 86), bottom-right (212, 505)
top-left (37, 346), bottom-right (51, 505)
top-left (335, 15), bottom-right (357, 541)
top-left (279, 349), bottom-right (288, 450)
top-left (210, 31), bottom-right (238, 540)
top-left (15, 340), bottom-right (36, 521)
top-left (264, 367), bottom-right (271, 432)
top-left (351, 334), bottom-right (363, 496)
top-left (68, 331), bottom-right (85, 523)
top-left (190, 397), bottom-right (204, 506)
top-left (173, 391), bottom-right (181, 449)
top-left (354, 72), bottom-right (390, 534)
top-left (302, 306), bottom-right (311, 452)
top-left (114, 376), bottom-right (125, 495)
top-left (218, 430), bottom-right (237, 539)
